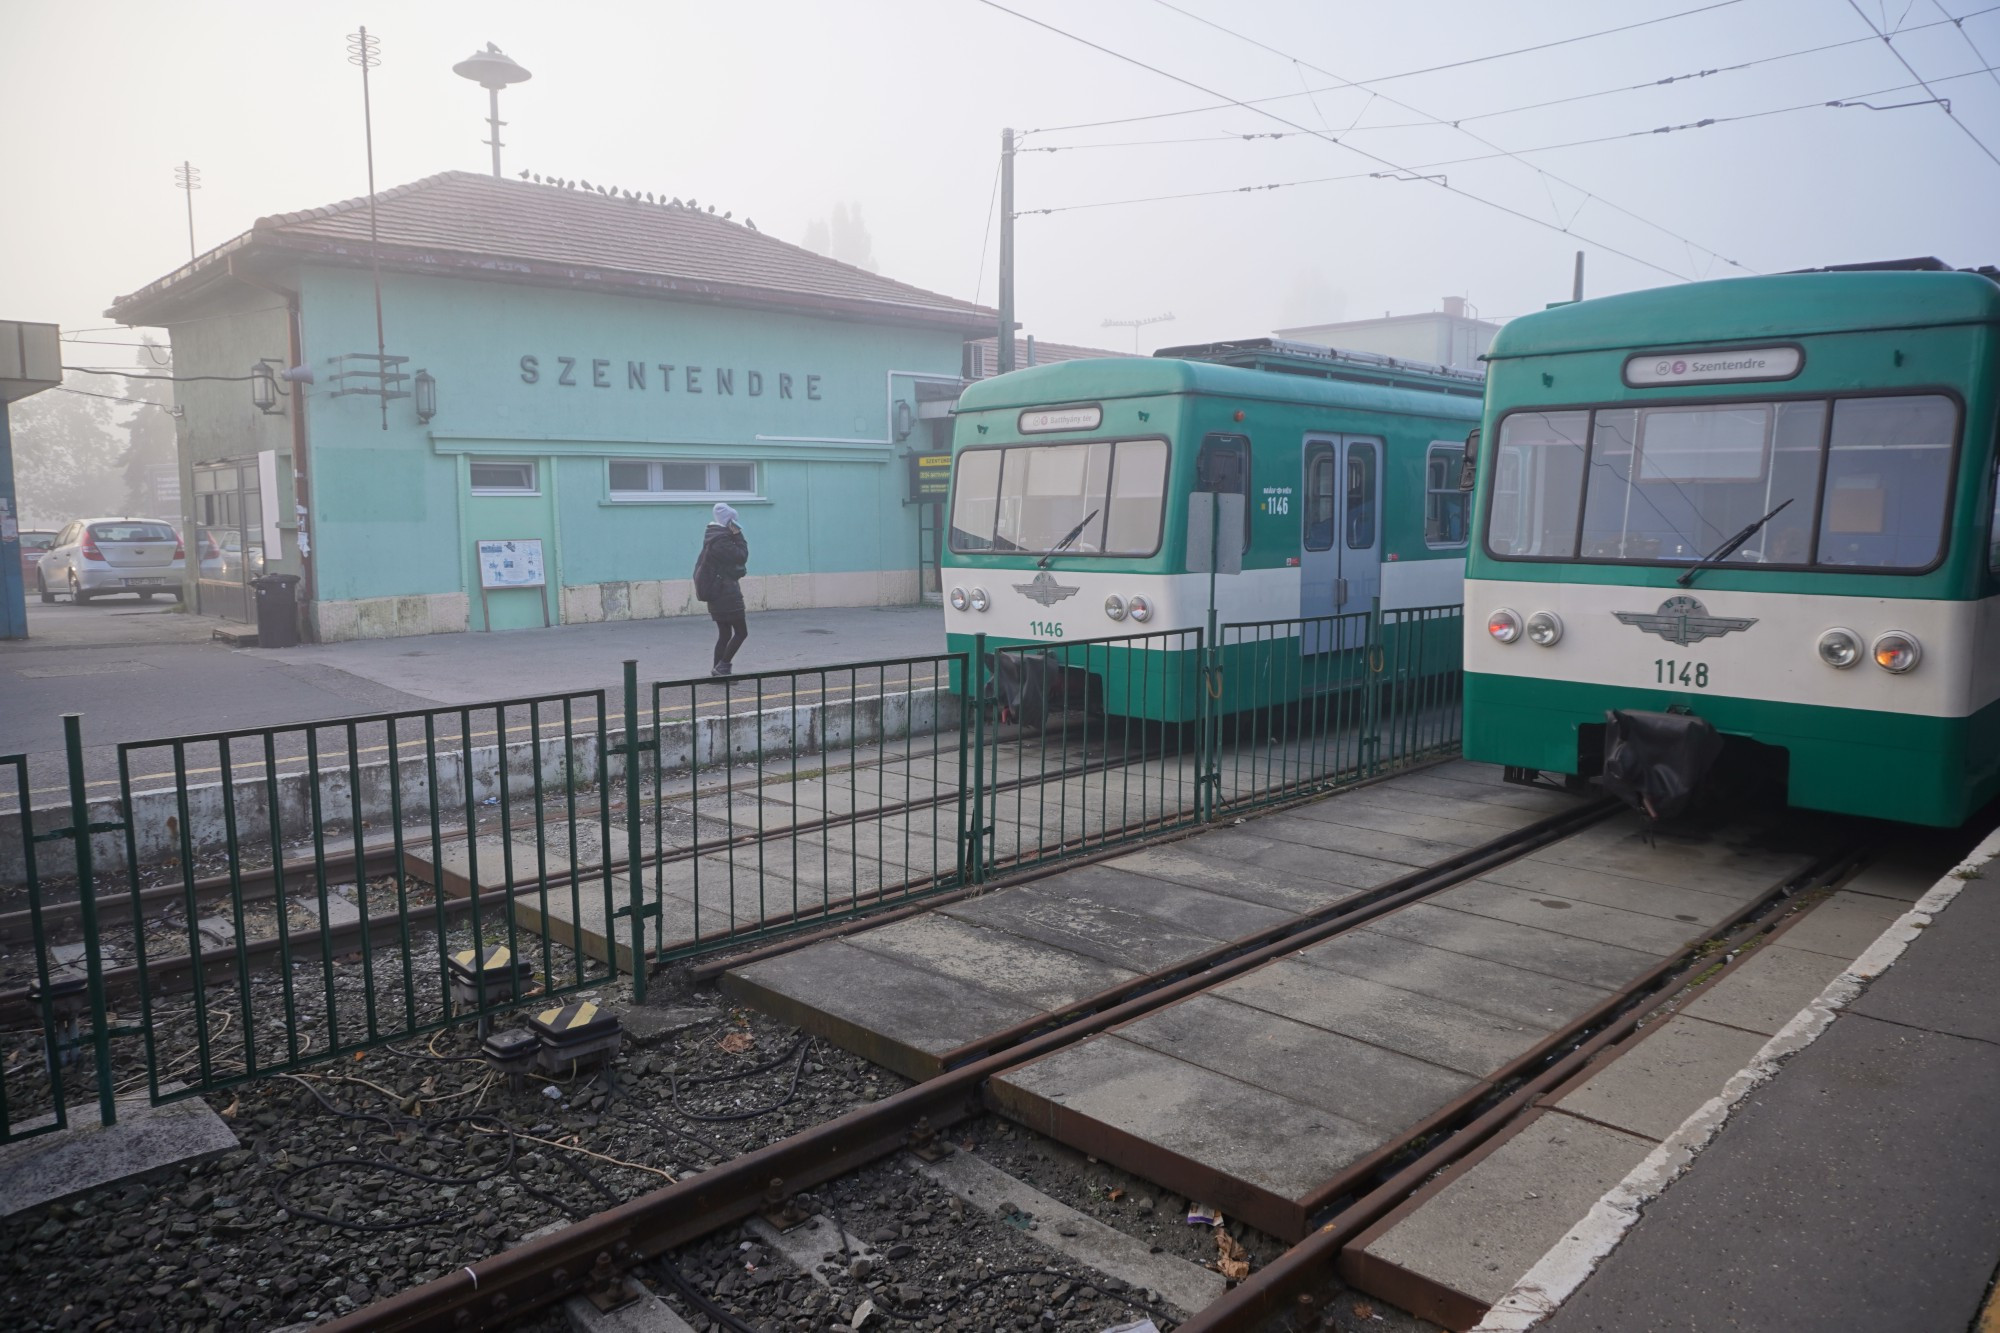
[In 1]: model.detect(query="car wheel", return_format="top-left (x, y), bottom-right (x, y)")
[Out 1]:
top-left (68, 573), bottom-right (90, 604)
top-left (37, 571), bottom-right (54, 604)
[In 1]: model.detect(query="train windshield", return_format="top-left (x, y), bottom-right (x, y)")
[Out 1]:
top-left (949, 439), bottom-right (1168, 556)
top-left (1487, 394), bottom-right (1956, 571)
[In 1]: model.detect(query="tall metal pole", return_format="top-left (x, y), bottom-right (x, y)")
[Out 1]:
top-left (175, 161), bottom-right (199, 261)
top-left (487, 86), bottom-right (504, 178)
top-left (350, 27), bottom-right (389, 430)
top-left (998, 128), bottom-right (1015, 375)
top-left (1572, 250), bottom-right (1586, 303)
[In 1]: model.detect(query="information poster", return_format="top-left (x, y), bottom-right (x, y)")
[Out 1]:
top-left (477, 538), bottom-right (546, 589)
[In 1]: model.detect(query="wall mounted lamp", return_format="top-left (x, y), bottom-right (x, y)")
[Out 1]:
top-left (893, 399), bottom-right (914, 442)
top-left (250, 359), bottom-right (315, 415)
top-left (412, 368), bottom-right (437, 424)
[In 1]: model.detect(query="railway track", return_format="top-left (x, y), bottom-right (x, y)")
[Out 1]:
top-left (307, 783), bottom-right (1870, 1333)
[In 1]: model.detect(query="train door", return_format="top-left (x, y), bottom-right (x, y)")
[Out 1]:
top-left (1300, 435), bottom-right (1381, 650)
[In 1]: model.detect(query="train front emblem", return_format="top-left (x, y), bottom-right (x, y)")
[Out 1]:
top-left (1013, 572), bottom-right (1081, 607)
top-left (1612, 596), bottom-right (1759, 648)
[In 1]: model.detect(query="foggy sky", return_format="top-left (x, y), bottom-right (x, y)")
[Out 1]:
top-left (4, 0), bottom-right (1995, 354)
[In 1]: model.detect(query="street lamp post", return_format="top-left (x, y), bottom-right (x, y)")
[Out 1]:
top-left (452, 43), bottom-right (532, 179)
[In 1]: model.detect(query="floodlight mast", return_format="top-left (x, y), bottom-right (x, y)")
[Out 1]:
top-left (452, 44), bottom-right (532, 179)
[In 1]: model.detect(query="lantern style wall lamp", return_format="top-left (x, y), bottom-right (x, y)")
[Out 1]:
top-left (250, 359), bottom-right (314, 415)
top-left (412, 368), bottom-right (437, 424)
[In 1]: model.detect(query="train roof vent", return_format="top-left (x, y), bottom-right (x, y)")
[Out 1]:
top-left (1153, 336), bottom-right (1486, 391)
top-left (1781, 257), bottom-right (1998, 286)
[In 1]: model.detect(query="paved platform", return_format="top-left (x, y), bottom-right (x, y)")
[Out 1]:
top-left (721, 762), bottom-right (1584, 1085)
top-left (988, 796), bottom-right (1816, 1239)
top-left (1323, 823), bottom-right (1998, 1331)
top-left (1528, 829), bottom-right (2000, 1333)
top-left (0, 1083), bottom-right (240, 1217)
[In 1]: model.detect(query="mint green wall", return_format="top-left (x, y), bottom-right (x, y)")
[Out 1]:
top-left (295, 266), bottom-right (963, 604)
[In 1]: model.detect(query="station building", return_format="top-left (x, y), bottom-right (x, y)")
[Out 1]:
top-left (106, 171), bottom-right (994, 639)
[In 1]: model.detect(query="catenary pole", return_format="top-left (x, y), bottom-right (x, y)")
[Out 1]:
top-left (998, 128), bottom-right (1016, 374)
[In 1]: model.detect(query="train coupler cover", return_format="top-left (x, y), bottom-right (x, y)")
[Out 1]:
top-left (1600, 709), bottom-right (1724, 821)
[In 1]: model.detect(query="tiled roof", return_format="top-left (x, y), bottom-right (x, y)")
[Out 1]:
top-left (965, 335), bottom-right (1126, 377)
top-left (110, 171), bottom-right (993, 331)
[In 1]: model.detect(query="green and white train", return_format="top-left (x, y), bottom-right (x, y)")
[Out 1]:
top-left (1463, 259), bottom-right (2000, 827)
top-left (942, 340), bottom-right (1482, 722)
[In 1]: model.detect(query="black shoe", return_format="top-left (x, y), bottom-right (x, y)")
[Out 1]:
top-left (711, 662), bottom-right (732, 677)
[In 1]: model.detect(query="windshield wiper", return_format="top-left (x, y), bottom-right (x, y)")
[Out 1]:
top-left (1038, 510), bottom-right (1099, 568)
top-left (1677, 498), bottom-right (1793, 587)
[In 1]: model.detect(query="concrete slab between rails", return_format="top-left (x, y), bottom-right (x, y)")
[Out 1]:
top-left (1339, 832), bottom-right (1999, 1333)
top-left (0, 1082), bottom-right (239, 1218)
top-left (912, 1146), bottom-right (1226, 1318)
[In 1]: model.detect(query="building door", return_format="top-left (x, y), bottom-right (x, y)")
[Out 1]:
top-left (463, 458), bottom-right (556, 631)
top-left (192, 460), bottom-right (261, 621)
top-left (1299, 435), bottom-right (1381, 650)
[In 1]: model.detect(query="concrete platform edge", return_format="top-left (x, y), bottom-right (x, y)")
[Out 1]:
top-left (1469, 826), bottom-right (2000, 1332)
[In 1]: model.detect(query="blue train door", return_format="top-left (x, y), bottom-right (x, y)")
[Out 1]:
top-left (1301, 435), bottom-right (1381, 650)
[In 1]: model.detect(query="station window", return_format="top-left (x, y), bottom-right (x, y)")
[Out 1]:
top-left (1425, 443), bottom-right (1469, 547)
top-left (608, 459), bottom-right (757, 501)
top-left (469, 459), bottom-right (539, 495)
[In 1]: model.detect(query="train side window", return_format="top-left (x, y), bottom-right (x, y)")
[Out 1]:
top-left (1345, 443), bottom-right (1378, 549)
top-left (1425, 443), bottom-right (1469, 547)
top-left (1988, 451), bottom-right (2000, 575)
top-left (1305, 452), bottom-right (1336, 551)
top-left (1196, 432), bottom-right (1252, 550)
top-left (1487, 410), bottom-right (1589, 558)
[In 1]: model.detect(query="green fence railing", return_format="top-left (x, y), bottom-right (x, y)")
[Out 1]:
top-left (0, 605), bottom-right (1464, 1142)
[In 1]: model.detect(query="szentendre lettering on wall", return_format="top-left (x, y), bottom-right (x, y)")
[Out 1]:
top-left (519, 356), bottom-right (822, 400)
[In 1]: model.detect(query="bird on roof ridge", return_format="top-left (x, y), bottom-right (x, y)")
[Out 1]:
top-left (706, 204), bottom-right (715, 214)
top-left (723, 211), bottom-right (732, 220)
top-left (518, 169), bottom-right (530, 180)
top-left (581, 179), bottom-right (592, 190)
top-left (746, 218), bottom-right (757, 231)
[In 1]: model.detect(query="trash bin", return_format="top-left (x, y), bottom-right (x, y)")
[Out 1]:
top-left (250, 574), bottom-right (301, 649)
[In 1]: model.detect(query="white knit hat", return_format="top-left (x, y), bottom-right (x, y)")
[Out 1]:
top-left (713, 502), bottom-right (740, 526)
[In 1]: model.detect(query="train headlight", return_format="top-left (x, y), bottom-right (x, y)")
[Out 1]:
top-left (1104, 594), bottom-right (1127, 621)
top-left (1816, 628), bottom-right (1860, 669)
top-left (1871, 631), bottom-right (1921, 674)
top-left (1487, 609), bottom-right (1522, 644)
top-left (949, 586), bottom-right (969, 611)
top-left (1525, 611), bottom-right (1563, 647)
top-left (969, 587), bottom-right (991, 613)
top-left (1128, 596), bottom-right (1154, 623)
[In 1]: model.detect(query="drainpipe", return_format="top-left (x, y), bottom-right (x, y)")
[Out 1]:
top-left (228, 259), bottom-right (318, 639)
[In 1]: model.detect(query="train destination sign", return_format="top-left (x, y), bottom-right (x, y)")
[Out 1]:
top-left (1019, 405), bottom-right (1102, 433)
top-left (1624, 346), bottom-right (1803, 387)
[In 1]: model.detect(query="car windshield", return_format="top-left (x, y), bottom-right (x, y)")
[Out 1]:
top-left (949, 438), bottom-right (1168, 556)
top-left (1486, 394), bottom-right (1956, 571)
top-left (88, 521), bottom-right (176, 543)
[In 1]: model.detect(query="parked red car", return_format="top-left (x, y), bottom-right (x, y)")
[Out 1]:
top-left (17, 528), bottom-right (58, 584)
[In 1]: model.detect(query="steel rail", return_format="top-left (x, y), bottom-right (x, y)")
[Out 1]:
top-left (315, 796), bottom-right (1613, 1333)
top-left (1175, 840), bottom-right (1871, 1330)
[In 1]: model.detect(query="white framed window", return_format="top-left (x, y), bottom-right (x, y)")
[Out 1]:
top-left (469, 459), bottom-right (539, 495)
top-left (608, 459), bottom-right (757, 501)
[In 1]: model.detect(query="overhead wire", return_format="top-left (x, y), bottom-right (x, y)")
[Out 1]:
top-left (1148, 0), bottom-right (1752, 275)
top-left (1932, 0), bottom-right (2000, 91)
top-left (976, 0), bottom-right (1702, 281)
top-left (1015, 67), bottom-right (1990, 217)
top-left (1023, 0), bottom-right (1755, 136)
top-left (1847, 0), bottom-right (2000, 167)
top-left (51, 385), bottom-right (177, 409)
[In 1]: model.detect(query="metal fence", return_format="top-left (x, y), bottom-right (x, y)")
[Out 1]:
top-left (0, 603), bottom-right (1463, 1142)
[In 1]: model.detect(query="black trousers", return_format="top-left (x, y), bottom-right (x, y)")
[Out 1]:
top-left (712, 614), bottom-right (748, 667)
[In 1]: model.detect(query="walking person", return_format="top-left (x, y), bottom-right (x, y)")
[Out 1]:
top-left (694, 502), bottom-right (750, 676)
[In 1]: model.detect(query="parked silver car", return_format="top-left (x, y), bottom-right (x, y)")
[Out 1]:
top-left (37, 517), bottom-right (185, 603)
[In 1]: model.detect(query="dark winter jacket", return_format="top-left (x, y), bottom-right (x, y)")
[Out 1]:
top-left (695, 523), bottom-right (749, 617)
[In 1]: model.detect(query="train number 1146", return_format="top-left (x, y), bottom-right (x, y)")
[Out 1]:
top-left (1654, 659), bottom-right (1709, 688)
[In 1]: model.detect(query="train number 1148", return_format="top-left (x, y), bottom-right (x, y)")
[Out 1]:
top-left (1654, 659), bottom-right (1709, 688)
